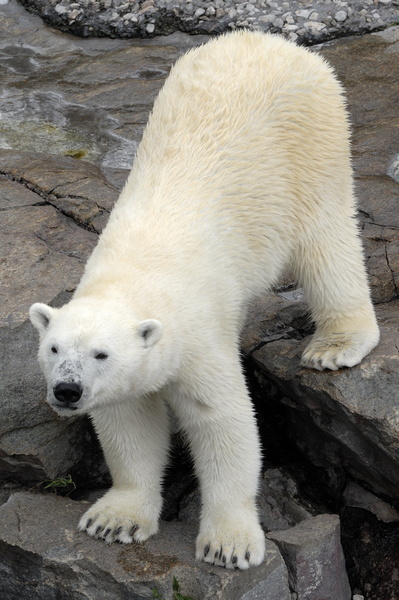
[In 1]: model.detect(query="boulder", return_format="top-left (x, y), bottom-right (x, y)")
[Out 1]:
top-left (268, 515), bottom-right (352, 600)
top-left (0, 492), bottom-right (292, 600)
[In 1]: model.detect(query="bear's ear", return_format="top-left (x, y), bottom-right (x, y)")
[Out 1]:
top-left (29, 303), bottom-right (56, 334)
top-left (137, 319), bottom-right (163, 349)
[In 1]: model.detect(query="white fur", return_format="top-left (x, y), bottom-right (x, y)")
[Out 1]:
top-left (30, 32), bottom-right (379, 569)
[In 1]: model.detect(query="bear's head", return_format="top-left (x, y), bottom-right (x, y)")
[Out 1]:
top-left (29, 299), bottom-right (164, 416)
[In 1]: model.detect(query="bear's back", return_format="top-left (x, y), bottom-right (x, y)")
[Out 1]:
top-left (95, 32), bottom-right (353, 299)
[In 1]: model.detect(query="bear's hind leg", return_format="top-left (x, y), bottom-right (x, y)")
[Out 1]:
top-left (294, 208), bottom-right (379, 370)
top-left (78, 392), bottom-right (169, 544)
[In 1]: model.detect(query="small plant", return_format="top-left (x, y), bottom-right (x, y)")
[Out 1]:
top-left (151, 578), bottom-right (195, 600)
top-left (44, 474), bottom-right (76, 495)
top-left (172, 577), bottom-right (195, 600)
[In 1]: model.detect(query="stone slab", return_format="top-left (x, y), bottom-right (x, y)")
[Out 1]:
top-left (0, 492), bottom-right (292, 600)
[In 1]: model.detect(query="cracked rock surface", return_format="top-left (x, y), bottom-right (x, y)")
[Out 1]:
top-left (0, 1), bottom-right (399, 599)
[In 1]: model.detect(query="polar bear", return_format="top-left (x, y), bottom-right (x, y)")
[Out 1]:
top-left (30, 31), bottom-right (379, 570)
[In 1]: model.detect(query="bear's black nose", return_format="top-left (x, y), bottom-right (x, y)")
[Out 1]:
top-left (53, 382), bottom-right (82, 404)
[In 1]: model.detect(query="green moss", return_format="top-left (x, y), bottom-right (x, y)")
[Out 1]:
top-left (64, 149), bottom-right (88, 159)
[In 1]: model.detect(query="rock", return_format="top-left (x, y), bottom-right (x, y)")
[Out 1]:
top-left (246, 299), bottom-right (399, 500)
top-left (0, 492), bottom-right (292, 600)
top-left (0, 154), bottom-right (103, 484)
top-left (335, 10), bottom-right (348, 21)
top-left (318, 32), bottom-right (399, 304)
top-left (268, 515), bottom-right (352, 600)
top-left (343, 482), bottom-right (399, 523)
top-left (304, 20), bottom-right (326, 32)
top-left (0, 151), bottom-right (118, 234)
top-left (258, 469), bottom-right (317, 531)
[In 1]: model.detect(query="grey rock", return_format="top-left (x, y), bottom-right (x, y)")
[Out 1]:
top-left (334, 10), bottom-right (348, 21)
top-left (0, 492), bottom-right (292, 600)
top-left (343, 482), bottom-right (399, 523)
top-left (247, 300), bottom-right (399, 500)
top-left (258, 468), bottom-right (317, 532)
top-left (318, 32), bottom-right (399, 304)
top-left (0, 156), bottom-right (101, 482)
top-left (268, 515), bottom-right (352, 600)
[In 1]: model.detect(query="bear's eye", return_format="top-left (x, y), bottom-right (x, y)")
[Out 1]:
top-left (95, 352), bottom-right (108, 360)
top-left (51, 346), bottom-right (58, 354)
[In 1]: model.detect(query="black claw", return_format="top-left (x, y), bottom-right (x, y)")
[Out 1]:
top-left (232, 555), bottom-right (238, 565)
top-left (245, 551), bottom-right (251, 561)
top-left (103, 528), bottom-right (111, 538)
top-left (130, 525), bottom-right (138, 536)
top-left (86, 519), bottom-right (92, 528)
top-left (95, 525), bottom-right (102, 535)
top-left (204, 544), bottom-right (210, 557)
top-left (214, 551), bottom-right (219, 559)
top-left (222, 555), bottom-right (226, 564)
top-left (115, 526), bottom-right (123, 536)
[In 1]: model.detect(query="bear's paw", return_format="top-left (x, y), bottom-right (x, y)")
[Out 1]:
top-left (196, 513), bottom-right (265, 570)
top-left (78, 489), bottom-right (160, 544)
top-left (301, 327), bottom-right (380, 371)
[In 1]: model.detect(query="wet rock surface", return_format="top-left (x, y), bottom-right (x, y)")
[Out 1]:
top-left (1, 1), bottom-right (399, 598)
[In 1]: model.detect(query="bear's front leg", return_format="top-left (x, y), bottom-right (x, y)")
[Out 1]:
top-left (169, 364), bottom-right (265, 570)
top-left (78, 393), bottom-right (169, 544)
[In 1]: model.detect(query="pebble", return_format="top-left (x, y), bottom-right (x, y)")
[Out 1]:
top-left (68, 8), bottom-right (81, 19)
top-left (296, 9), bottom-right (311, 18)
top-left (54, 4), bottom-right (68, 14)
top-left (26, 0), bottom-right (399, 42)
top-left (334, 10), bottom-right (347, 20)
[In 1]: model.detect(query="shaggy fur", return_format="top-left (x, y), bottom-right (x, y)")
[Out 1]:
top-left (30, 31), bottom-right (379, 570)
